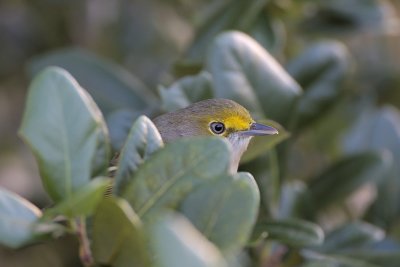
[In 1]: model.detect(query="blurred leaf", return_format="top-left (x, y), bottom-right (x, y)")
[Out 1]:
top-left (180, 172), bottom-right (259, 254)
top-left (152, 213), bottom-right (226, 267)
top-left (92, 197), bottom-right (150, 267)
top-left (207, 31), bottom-right (302, 125)
top-left (303, 0), bottom-right (399, 34)
top-left (0, 187), bottom-right (42, 249)
top-left (344, 106), bottom-right (400, 228)
top-left (159, 71), bottom-right (213, 112)
top-left (301, 256), bottom-right (381, 267)
top-left (278, 181), bottom-right (308, 219)
top-left (241, 119), bottom-right (289, 163)
top-left (43, 177), bottom-right (110, 218)
top-left (19, 67), bottom-right (110, 202)
top-left (250, 15), bottom-right (286, 57)
top-left (28, 48), bottom-right (156, 116)
top-left (253, 218), bottom-right (324, 247)
top-left (339, 250), bottom-right (400, 267)
top-left (186, 0), bottom-right (249, 63)
top-left (121, 137), bottom-right (231, 221)
top-left (114, 116), bottom-right (164, 195)
top-left (317, 222), bottom-right (385, 253)
top-left (106, 109), bottom-right (142, 151)
top-left (287, 41), bottom-right (351, 129)
top-left (302, 151), bottom-right (390, 215)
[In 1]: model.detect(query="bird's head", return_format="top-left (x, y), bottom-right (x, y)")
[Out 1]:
top-left (153, 99), bottom-right (278, 172)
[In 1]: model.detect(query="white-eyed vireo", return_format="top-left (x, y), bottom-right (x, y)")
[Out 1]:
top-left (153, 98), bottom-right (278, 172)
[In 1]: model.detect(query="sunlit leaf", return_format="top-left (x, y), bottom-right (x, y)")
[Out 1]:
top-left (19, 67), bottom-right (110, 201)
top-left (207, 31), bottom-right (302, 125)
top-left (0, 187), bottom-right (42, 248)
top-left (151, 213), bottom-right (226, 267)
top-left (180, 172), bottom-right (259, 254)
top-left (114, 116), bottom-right (163, 195)
top-left (121, 137), bottom-right (231, 221)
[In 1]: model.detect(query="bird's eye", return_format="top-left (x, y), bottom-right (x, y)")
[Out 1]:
top-left (210, 122), bottom-right (225, 134)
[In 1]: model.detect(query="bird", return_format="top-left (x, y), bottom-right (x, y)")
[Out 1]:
top-left (153, 98), bottom-right (278, 172)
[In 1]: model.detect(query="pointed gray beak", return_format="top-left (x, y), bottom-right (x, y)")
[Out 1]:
top-left (241, 122), bottom-right (279, 136)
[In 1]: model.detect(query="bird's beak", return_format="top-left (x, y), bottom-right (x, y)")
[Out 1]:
top-left (241, 122), bottom-right (279, 136)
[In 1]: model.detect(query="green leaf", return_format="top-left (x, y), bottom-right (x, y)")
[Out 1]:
top-left (317, 222), bottom-right (385, 253)
top-left (0, 187), bottom-right (42, 248)
top-left (339, 250), bottom-right (400, 267)
top-left (159, 71), bottom-right (213, 112)
top-left (43, 177), bottom-right (110, 218)
top-left (303, 0), bottom-right (398, 33)
top-left (254, 218), bottom-right (324, 247)
top-left (302, 151), bottom-right (390, 215)
top-left (28, 48), bottom-right (156, 116)
top-left (301, 256), bottom-right (381, 267)
top-left (241, 119), bottom-right (290, 163)
top-left (19, 67), bottom-right (110, 202)
top-left (180, 172), bottom-right (260, 254)
top-left (121, 137), bottom-right (231, 220)
top-left (287, 41), bottom-right (351, 129)
top-left (106, 109), bottom-right (142, 151)
top-left (114, 116), bottom-right (164, 195)
top-left (207, 31), bottom-right (302, 125)
top-left (92, 197), bottom-right (150, 267)
top-left (344, 106), bottom-right (400, 228)
top-left (151, 213), bottom-right (226, 267)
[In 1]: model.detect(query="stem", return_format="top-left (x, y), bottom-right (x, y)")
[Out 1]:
top-left (72, 217), bottom-right (94, 267)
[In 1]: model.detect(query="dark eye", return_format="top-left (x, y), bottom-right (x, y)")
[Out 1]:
top-left (210, 122), bottom-right (225, 134)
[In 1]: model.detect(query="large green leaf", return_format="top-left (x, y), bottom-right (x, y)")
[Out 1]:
top-left (180, 172), bottom-right (259, 254)
top-left (0, 187), bottom-right (42, 248)
top-left (253, 218), bottom-right (324, 247)
top-left (241, 119), bottom-right (289, 163)
top-left (28, 48), bottom-right (156, 116)
top-left (317, 222), bottom-right (385, 253)
top-left (43, 177), bottom-right (110, 218)
top-left (92, 197), bottom-right (150, 267)
top-left (151, 213), bottom-right (226, 267)
top-left (114, 116), bottom-right (164, 195)
top-left (287, 41), bottom-right (351, 129)
top-left (121, 137), bottom-right (231, 220)
top-left (158, 71), bottom-right (213, 112)
top-left (207, 31), bottom-right (302, 125)
top-left (301, 151), bottom-right (390, 216)
top-left (19, 67), bottom-right (110, 202)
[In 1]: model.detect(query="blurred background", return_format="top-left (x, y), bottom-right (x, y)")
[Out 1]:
top-left (1, 0), bottom-right (400, 265)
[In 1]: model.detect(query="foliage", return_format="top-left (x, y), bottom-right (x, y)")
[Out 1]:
top-left (1, 0), bottom-right (400, 266)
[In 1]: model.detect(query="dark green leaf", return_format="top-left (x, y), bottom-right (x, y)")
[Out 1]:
top-left (28, 48), bottom-right (156, 116)
top-left (287, 41), bottom-right (351, 129)
top-left (92, 197), bottom-right (150, 267)
top-left (303, 151), bottom-right (390, 214)
top-left (121, 137), bottom-right (231, 221)
top-left (0, 187), bottom-right (42, 248)
top-left (114, 116), bottom-right (164, 195)
top-left (159, 71), bottom-right (213, 112)
top-left (254, 218), bottom-right (324, 247)
top-left (151, 213), bottom-right (226, 267)
top-left (19, 67), bottom-right (110, 201)
top-left (339, 250), bottom-right (400, 267)
top-left (317, 222), bottom-right (385, 253)
top-left (301, 256), bottom-right (381, 267)
top-left (180, 172), bottom-right (259, 254)
top-left (207, 31), bottom-right (302, 125)
top-left (43, 177), bottom-right (110, 218)
top-left (344, 106), bottom-right (400, 228)
top-left (241, 119), bottom-right (289, 163)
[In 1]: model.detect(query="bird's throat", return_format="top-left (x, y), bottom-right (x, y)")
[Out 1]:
top-left (226, 133), bottom-right (252, 173)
